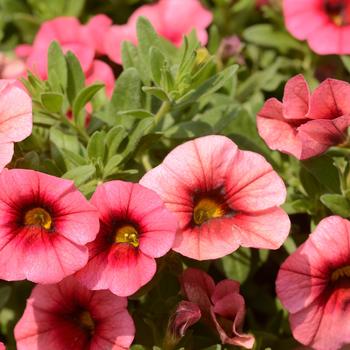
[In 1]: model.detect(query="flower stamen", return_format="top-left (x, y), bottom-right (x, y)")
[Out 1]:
top-left (331, 265), bottom-right (350, 282)
top-left (193, 197), bottom-right (226, 225)
top-left (115, 225), bottom-right (139, 247)
top-left (24, 207), bottom-right (52, 230)
top-left (78, 310), bottom-right (95, 335)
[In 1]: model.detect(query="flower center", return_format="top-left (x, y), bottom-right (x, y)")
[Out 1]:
top-left (115, 224), bottom-right (139, 247)
top-left (324, 0), bottom-right (350, 26)
top-left (78, 310), bottom-right (95, 335)
top-left (193, 197), bottom-right (227, 225)
top-left (331, 265), bottom-right (350, 282)
top-left (24, 207), bottom-right (52, 230)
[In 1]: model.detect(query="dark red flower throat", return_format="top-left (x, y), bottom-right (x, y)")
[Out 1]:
top-left (324, 0), bottom-right (350, 25)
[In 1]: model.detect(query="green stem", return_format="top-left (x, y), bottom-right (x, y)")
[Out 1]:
top-left (154, 100), bottom-right (171, 127)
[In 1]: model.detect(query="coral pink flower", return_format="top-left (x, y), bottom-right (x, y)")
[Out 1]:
top-left (0, 169), bottom-right (99, 284)
top-left (140, 135), bottom-right (290, 260)
top-left (14, 276), bottom-right (135, 350)
top-left (86, 60), bottom-right (115, 97)
top-left (105, 0), bottom-right (213, 64)
top-left (16, 16), bottom-right (114, 94)
top-left (76, 180), bottom-right (177, 297)
top-left (0, 342), bottom-right (4, 350)
top-left (276, 216), bottom-right (350, 350)
top-left (181, 268), bottom-right (255, 348)
top-left (0, 53), bottom-right (26, 79)
top-left (0, 79), bottom-right (32, 170)
top-left (257, 74), bottom-right (350, 160)
top-left (284, 0), bottom-right (350, 54)
top-left (81, 14), bottom-right (112, 56)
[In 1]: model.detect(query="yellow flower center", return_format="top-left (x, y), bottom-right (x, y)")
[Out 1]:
top-left (331, 265), bottom-right (350, 282)
top-left (115, 224), bottom-right (139, 247)
top-left (24, 207), bottom-right (52, 230)
top-left (193, 197), bottom-right (226, 225)
top-left (78, 310), bottom-right (95, 334)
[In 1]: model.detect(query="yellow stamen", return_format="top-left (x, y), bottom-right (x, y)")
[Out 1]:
top-left (78, 311), bottom-right (95, 333)
top-left (332, 14), bottom-right (343, 26)
top-left (24, 207), bottom-right (52, 230)
top-left (115, 225), bottom-right (139, 247)
top-left (193, 198), bottom-right (226, 225)
top-left (331, 266), bottom-right (350, 282)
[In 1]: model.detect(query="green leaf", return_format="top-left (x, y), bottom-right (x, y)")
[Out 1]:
top-left (341, 56), bottom-right (350, 74)
top-left (220, 248), bottom-right (251, 283)
top-left (176, 65), bottom-right (238, 106)
top-left (106, 126), bottom-right (128, 159)
top-left (103, 154), bottom-right (123, 178)
top-left (121, 41), bottom-right (149, 83)
top-left (73, 84), bottom-right (104, 127)
top-left (63, 164), bottom-right (96, 187)
top-left (0, 286), bottom-right (11, 309)
top-left (142, 86), bottom-right (170, 101)
top-left (283, 236), bottom-right (297, 254)
top-left (117, 109), bottom-right (154, 119)
top-left (61, 149), bottom-right (87, 167)
top-left (50, 127), bottom-right (81, 171)
top-left (87, 131), bottom-right (106, 161)
top-left (63, 0), bottom-right (85, 16)
top-left (243, 24), bottom-right (302, 53)
top-left (165, 121), bottom-right (211, 139)
top-left (66, 51), bottom-right (85, 104)
top-left (320, 194), bottom-right (350, 217)
top-left (109, 68), bottom-right (142, 115)
top-left (47, 41), bottom-right (67, 92)
top-left (149, 47), bottom-right (166, 85)
top-left (302, 156), bottom-right (341, 194)
top-left (121, 117), bottom-right (153, 159)
top-left (40, 92), bottom-right (64, 113)
top-left (136, 17), bottom-right (162, 66)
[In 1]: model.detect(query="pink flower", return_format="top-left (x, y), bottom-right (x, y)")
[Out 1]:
top-left (257, 74), bottom-right (350, 160)
top-left (14, 276), bottom-right (135, 350)
top-left (140, 135), bottom-right (290, 260)
top-left (276, 216), bottom-right (350, 350)
top-left (0, 342), bottom-right (5, 350)
top-left (81, 14), bottom-right (112, 56)
top-left (283, 0), bottom-right (350, 55)
top-left (16, 16), bottom-right (114, 95)
top-left (76, 180), bottom-right (177, 297)
top-left (0, 79), bottom-right (32, 171)
top-left (181, 268), bottom-right (255, 348)
top-left (169, 301), bottom-right (201, 338)
top-left (0, 53), bottom-right (26, 79)
top-left (105, 0), bottom-right (213, 64)
top-left (0, 169), bottom-right (99, 284)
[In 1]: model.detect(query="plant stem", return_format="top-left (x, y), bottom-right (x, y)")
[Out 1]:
top-left (154, 100), bottom-right (171, 127)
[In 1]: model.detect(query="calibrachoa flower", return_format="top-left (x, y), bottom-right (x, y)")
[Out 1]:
top-left (105, 0), bottom-right (213, 64)
top-left (16, 16), bottom-right (114, 95)
top-left (276, 216), bottom-right (350, 350)
top-left (0, 169), bottom-right (99, 284)
top-left (257, 74), bottom-right (350, 160)
top-left (284, 0), bottom-right (350, 54)
top-left (14, 276), bottom-right (135, 350)
top-left (169, 301), bottom-right (201, 339)
top-left (0, 53), bottom-right (26, 79)
top-left (181, 268), bottom-right (255, 348)
top-left (140, 135), bottom-right (290, 260)
top-left (76, 180), bottom-right (177, 297)
top-left (0, 79), bottom-right (32, 171)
